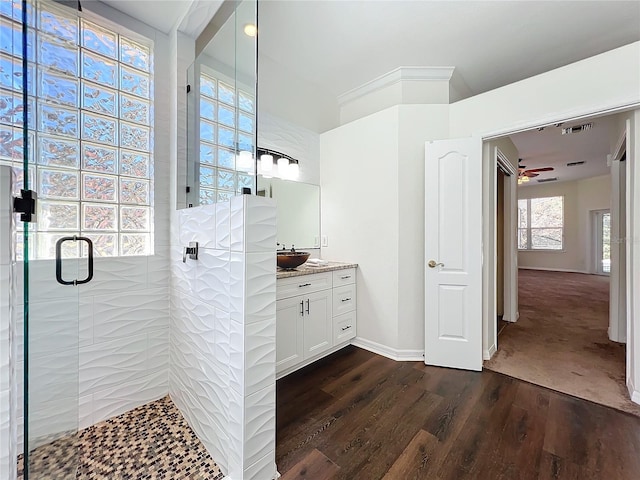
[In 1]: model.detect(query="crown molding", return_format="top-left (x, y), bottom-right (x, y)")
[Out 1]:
top-left (337, 66), bottom-right (456, 106)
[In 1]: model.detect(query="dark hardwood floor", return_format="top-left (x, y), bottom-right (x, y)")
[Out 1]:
top-left (276, 346), bottom-right (640, 479)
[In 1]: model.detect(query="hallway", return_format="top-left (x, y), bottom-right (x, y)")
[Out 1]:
top-left (484, 269), bottom-right (640, 416)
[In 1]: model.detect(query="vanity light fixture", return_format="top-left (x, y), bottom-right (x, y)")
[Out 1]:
top-left (243, 23), bottom-right (257, 37)
top-left (257, 147), bottom-right (301, 180)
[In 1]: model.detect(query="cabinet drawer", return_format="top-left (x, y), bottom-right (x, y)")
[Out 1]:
top-left (332, 268), bottom-right (356, 287)
top-left (277, 272), bottom-right (332, 300)
top-left (334, 311), bottom-right (356, 344)
top-left (333, 283), bottom-right (356, 316)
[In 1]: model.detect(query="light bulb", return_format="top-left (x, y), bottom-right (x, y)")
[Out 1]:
top-left (244, 24), bottom-right (257, 37)
top-left (288, 161), bottom-right (299, 179)
top-left (260, 154), bottom-right (273, 172)
top-left (277, 157), bottom-right (288, 177)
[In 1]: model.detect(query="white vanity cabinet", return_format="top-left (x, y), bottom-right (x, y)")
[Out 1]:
top-left (276, 265), bottom-right (357, 377)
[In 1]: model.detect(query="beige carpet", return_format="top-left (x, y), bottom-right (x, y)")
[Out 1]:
top-left (484, 269), bottom-right (640, 417)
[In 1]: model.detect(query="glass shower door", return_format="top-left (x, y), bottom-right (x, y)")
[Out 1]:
top-left (2, 0), bottom-right (84, 477)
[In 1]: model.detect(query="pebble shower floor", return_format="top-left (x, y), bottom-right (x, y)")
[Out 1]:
top-left (17, 396), bottom-right (225, 479)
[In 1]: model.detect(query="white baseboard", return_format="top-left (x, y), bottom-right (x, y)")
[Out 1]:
top-left (483, 344), bottom-right (497, 361)
top-left (502, 310), bottom-right (519, 323)
top-left (518, 266), bottom-right (590, 274)
top-left (351, 337), bottom-right (424, 362)
top-left (629, 378), bottom-right (640, 405)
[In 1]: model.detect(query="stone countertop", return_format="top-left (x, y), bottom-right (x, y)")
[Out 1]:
top-left (276, 261), bottom-right (357, 279)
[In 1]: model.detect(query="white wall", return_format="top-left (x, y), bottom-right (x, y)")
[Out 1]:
top-left (321, 105), bottom-right (448, 357)
top-left (450, 42), bottom-right (640, 138)
top-left (518, 175), bottom-right (610, 273)
top-left (397, 105), bottom-right (449, 353)
top-left (320, 41), bottom-right (639, 361)
top-left (321, 107), bottom-right (401, 352)
top-left (169, 196), bottom-right (277, 480)
top-left (258, 112), bottom-right (320, 185)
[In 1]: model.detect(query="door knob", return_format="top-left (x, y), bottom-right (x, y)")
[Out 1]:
top-left (428, 260), bottom-right (444, 268)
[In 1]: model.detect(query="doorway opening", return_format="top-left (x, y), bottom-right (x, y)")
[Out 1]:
top-left (484, 112), bottom-right (639, 416)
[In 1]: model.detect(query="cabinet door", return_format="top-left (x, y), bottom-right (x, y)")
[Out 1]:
top-left (303, 289), bottom-right (333, 360)
top-left (276, 296), bottom-right (304, 373)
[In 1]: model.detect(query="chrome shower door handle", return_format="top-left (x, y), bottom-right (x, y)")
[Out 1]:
top-left (428, 260), bottom-right (445, 268)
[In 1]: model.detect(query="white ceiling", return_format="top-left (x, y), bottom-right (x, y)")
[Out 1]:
top-left (257, 1), bottom-right (640, 98)
top-left (510, 114), bottom-right (617, 186)
top-left (94, 0), bottom-right (193, 33)
top-left (96, 0), bottom-right (638, 183)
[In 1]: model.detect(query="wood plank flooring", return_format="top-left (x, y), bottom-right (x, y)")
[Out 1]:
top-left (276, 346), bottom-right (640, 480)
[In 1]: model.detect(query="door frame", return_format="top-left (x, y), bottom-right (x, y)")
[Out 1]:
top-left (610, 127), bottom-right (627, 343)
top-left (482, 145), bottom-right (518, 360)
top-left (480, 108), bottom-right (639, 404)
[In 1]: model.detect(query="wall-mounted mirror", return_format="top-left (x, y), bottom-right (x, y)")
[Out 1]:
top-left (184, 0), bottom-right (257, 208)
top-left (257, 176), bottom-right (320, 250)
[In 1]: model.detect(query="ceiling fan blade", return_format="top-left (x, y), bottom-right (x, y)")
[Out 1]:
top-left (525, 167), bottom-right (554, 173)
top-left (523, 171), bottom-right (540, 177)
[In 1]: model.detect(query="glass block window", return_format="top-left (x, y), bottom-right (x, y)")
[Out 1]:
top-left (198, 71), bottom-right (255, 205)
top-left (0, 1), bottom-right (154, 258)
top-left (518, 196), bottom-right (564, 250)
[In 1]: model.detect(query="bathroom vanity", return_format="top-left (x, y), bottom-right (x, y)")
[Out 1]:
top-left (276, 262), bottom-right (357, 378)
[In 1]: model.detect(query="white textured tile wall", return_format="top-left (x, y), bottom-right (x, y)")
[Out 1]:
top-left (170, 195), bottom-right (277, 479)
top-left (0, 166), bottom-right (16, 480)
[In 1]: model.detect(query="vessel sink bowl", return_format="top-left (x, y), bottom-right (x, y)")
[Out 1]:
top-left (277, 252), bottom-right (310, 269)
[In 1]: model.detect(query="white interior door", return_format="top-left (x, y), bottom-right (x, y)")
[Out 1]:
top-left (425, 137), bottom-right (483, 371)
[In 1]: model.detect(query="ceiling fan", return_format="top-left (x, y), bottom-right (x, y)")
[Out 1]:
top-left (518, 159), bottom-right (553, 184)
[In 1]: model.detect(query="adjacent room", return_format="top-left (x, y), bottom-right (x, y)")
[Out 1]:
top-left (485, 113), bottom-right (640, 416)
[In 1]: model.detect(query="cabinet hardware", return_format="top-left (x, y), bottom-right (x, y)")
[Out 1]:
top-left (300, 300), bottom-right (304, 316)
top-left (299, 283), bottom-right (311, 288)
top-left (341, 325), bottom-right (352, 331)
top-left (306, 299), bottom-right (310, 315)
top-left (341, 297), bottom-right (351, 302)
top-left (340, 275), bottom-right (351, 279)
